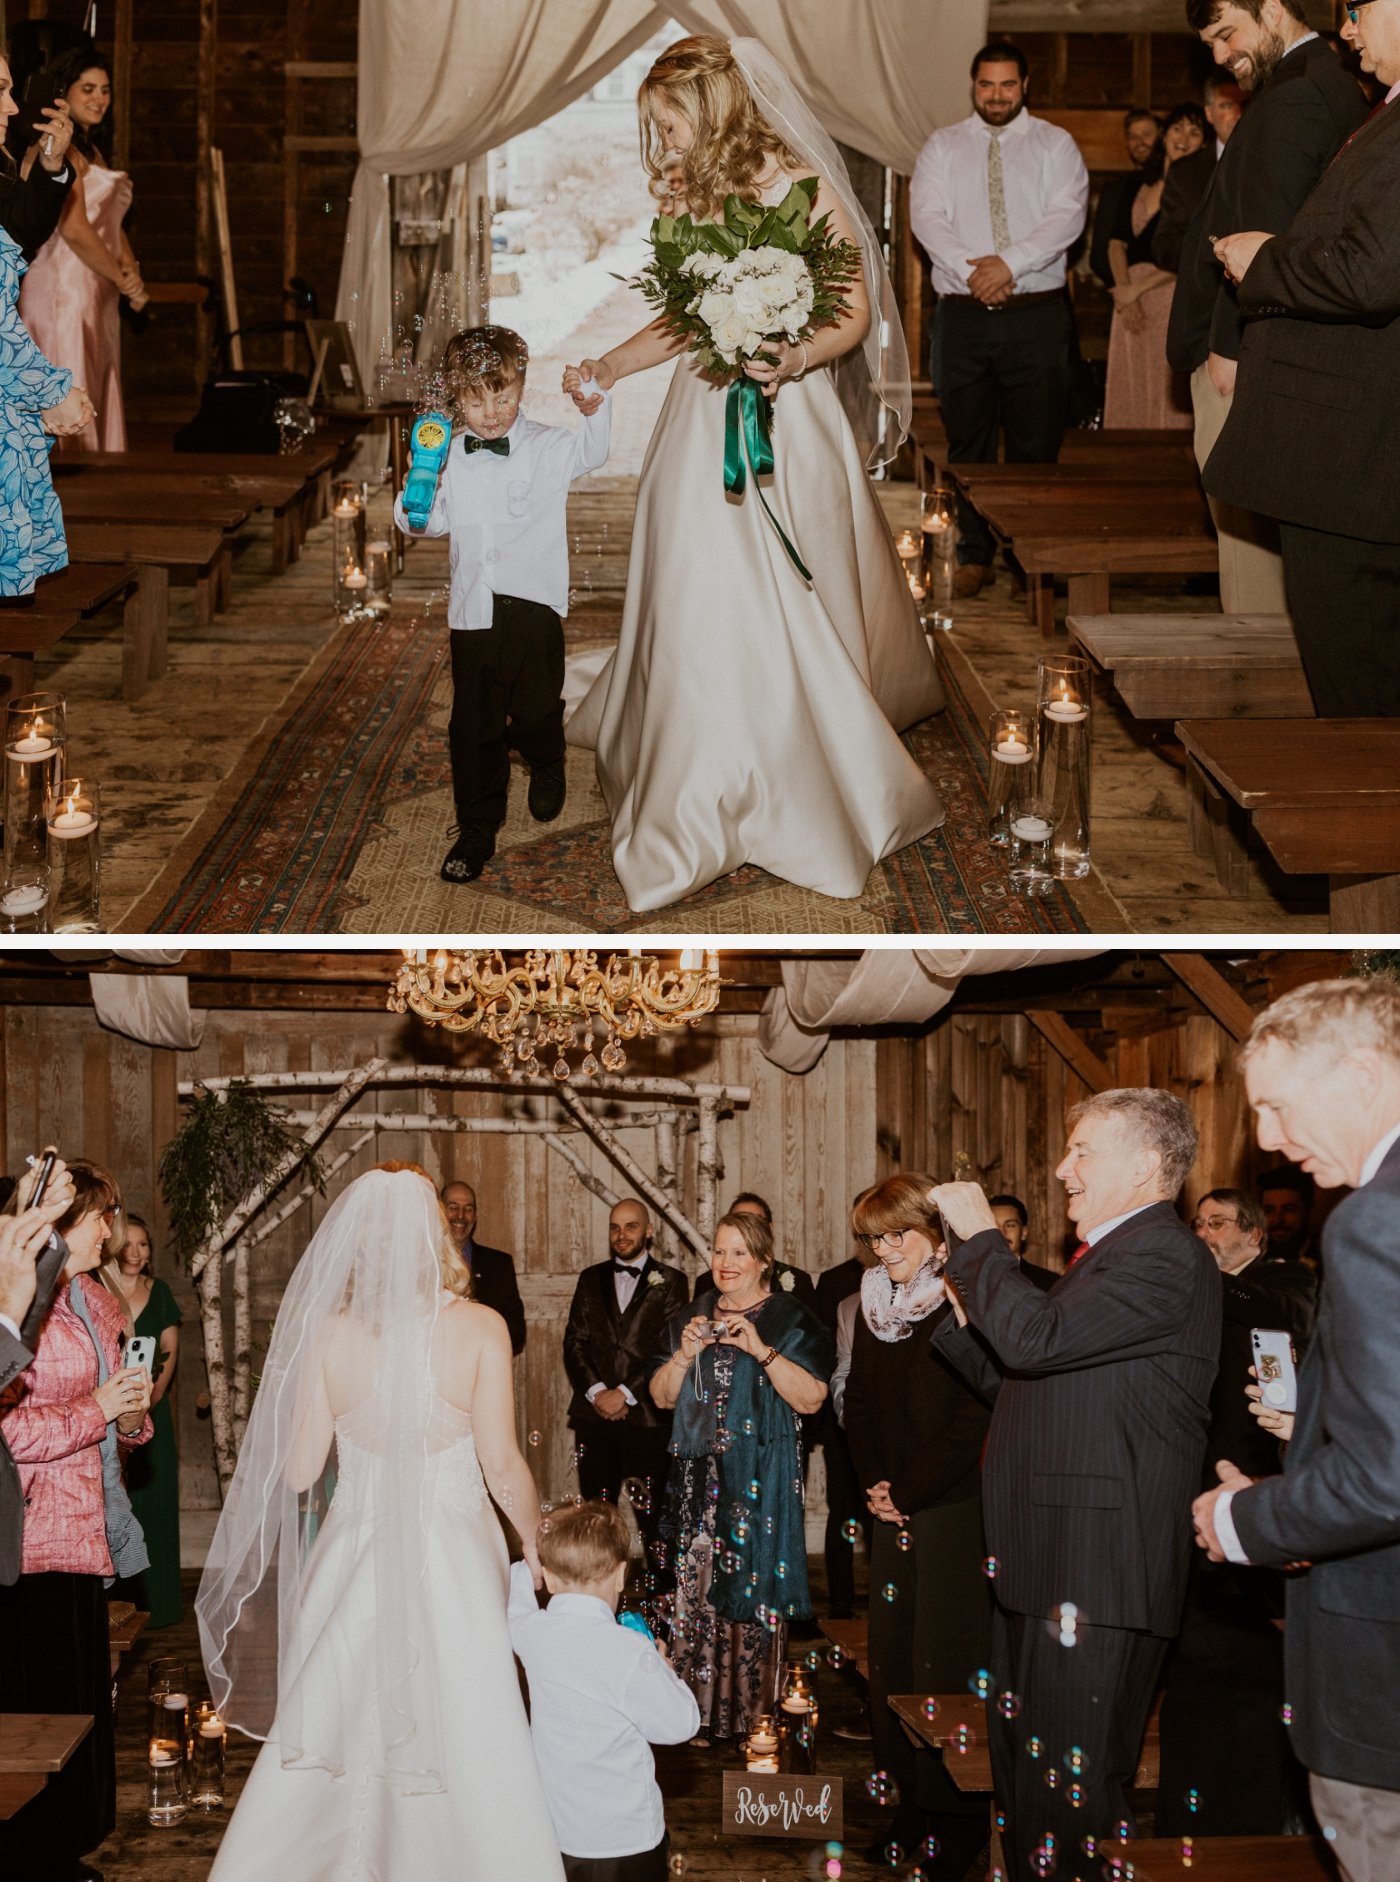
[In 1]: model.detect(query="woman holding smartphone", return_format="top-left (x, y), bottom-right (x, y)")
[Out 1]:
top-left (0, 1159), bottom-right (152, 1881)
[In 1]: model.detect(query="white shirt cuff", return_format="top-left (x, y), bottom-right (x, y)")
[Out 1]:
top-left (0, 1312), bottom-right (21, 1342)
top-left (1214, 1487), bottom-right (1252, 1564)
top-left (619, 1385), bottom-right (638, 1408)
top-left (585, 1382), bottom-right (607, 1403)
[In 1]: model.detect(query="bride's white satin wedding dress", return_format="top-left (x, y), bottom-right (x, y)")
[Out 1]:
top-left (209, 1396), bottom-right (563, 1882)
top-left (567, 201), bottom-right (945, 913)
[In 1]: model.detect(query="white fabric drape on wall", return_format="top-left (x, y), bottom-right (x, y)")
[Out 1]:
top-left (758, 947), bottom-right (1106, 1074)
top-left (336, 0), bottom-right (987, 385)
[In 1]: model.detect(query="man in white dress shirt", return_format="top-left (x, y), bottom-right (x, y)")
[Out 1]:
top-left (910, 41), bottom-right (1088, 598)
top-left (394, 324), bottom-right (612, 884)
top-left (1194, 977), bottom-right (1400, 1882)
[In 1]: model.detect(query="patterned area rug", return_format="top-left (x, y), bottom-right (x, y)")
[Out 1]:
top-left (128, 603), bottom-right (1126, 935)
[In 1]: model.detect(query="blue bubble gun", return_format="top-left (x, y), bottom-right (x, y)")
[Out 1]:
top-left (618, 1609), bottom-right (655, 1643)
top-left (401, 411), bottom-right (453, 529)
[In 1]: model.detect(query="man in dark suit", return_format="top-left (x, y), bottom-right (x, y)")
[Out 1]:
top-left (1158, 1185), bottom-right (1318, 1835)
top-left (0, 85), bottom-right (75, 261)
top-left (988, 1191), bottom-right (1057, 1291)
top-left (1089, 109), bottom-right (1162, 290)
top-left (689, 1192), bottom-right (815, 1305)
top-left (441, 1180), bottom-right (526, 1355)
top-left (1151, 72), bottom-right (1245, 273)
top-left (1194, 976), bottom-right (1400, 1878)
top-left (930, 1089), bottom-right (1220, 1878)
top-left (1166, 0), bottom-right (1364, 614)
top-left (1257, 1164), bottom-right (1317, 1265)
top-left (564, 1198), bottom-right (688, 1574)
top-left (1, 1157), bottom-right (75, 1586)
top-left (1206, 1), bottom-right (1400, 715)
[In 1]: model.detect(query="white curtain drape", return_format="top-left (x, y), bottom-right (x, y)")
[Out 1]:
top-left (759, 947), bottom-right (1106, 1074)
top-left (85, 950), bottom-right (206, 1051)
top-left (336, 0), bottom-right (987, 386)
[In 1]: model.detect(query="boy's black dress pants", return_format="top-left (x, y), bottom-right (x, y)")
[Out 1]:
top-left (449, 592), bottom-right (565, 832)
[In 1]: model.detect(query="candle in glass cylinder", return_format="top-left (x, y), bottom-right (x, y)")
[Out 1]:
top-left (1042, 681), bottom-right (1088, 723)
top-left (10, 720), bottom-right (55, 760)
top-left (745, 1717), bottom-right (780, 1773)
top-left (49, 787), bottom-right (96, 837)
top-left (1011, 814), bottom-right (1053, 841)
top-left (994, 734), bottom-right (1030, 764)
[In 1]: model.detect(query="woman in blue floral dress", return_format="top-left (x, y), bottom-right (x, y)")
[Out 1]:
top-left (0, 52), bottom-right (93, 596)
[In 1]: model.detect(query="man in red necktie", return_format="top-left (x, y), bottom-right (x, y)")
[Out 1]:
top-left (929, 1090), bottom-right (1220, 1881)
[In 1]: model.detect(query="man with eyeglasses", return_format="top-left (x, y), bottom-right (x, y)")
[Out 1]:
top-left (1206, 0), bottom-right (1400, 715)
top-left (1157, 1187), bottom-right (1318, 1836)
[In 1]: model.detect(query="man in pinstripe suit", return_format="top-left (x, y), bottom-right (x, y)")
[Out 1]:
top-left (931, 1090), bottom-right (1220, 1881)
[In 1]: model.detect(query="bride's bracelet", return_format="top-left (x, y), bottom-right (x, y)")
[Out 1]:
top-left (793, 341), bottom-right (810, 379)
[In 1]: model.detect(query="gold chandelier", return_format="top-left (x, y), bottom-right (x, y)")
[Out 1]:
top-left (388, 948), bottom-right (724, 1079)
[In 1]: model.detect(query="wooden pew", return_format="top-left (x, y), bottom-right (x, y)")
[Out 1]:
top-left (1098, 1836), bottom-right (1336, 1880)
top-left (0, 564), bottom-right (146, 700)
top-left (65, 522), bottom-right (227, 677)
top-left (1176, 717), bottom-right (1400, 926)
top-left (107, 1600), bottom-right (147, 1679)
top-left (1068, 613), bottom-right (1313, 721)
top-left (55, 461), bottom-right (308, 574)
top-left (0, 1714), bottom-right (93, 1820)
top-left (817, 1616), bottom-right (870, 1684)
top-left (889, 1692), bottom-right (1162, 1796)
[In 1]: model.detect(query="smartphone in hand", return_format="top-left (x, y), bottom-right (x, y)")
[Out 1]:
top-left (125, 1336), bottom-right (157, 1373)
top-left (1251, 1328), bottom-right (1298, 1415)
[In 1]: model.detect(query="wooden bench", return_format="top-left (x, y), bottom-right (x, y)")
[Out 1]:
top-left (65, 522), bottom-right (227, 677)
top-left (1098, 1836), bottom-right (1337, 1880)
top-left (817, 1616), bottom-right (869, 1684)
top-left (889, 1692), bottom-right (1161, 1797)
top-left (1176, 717), bottom-right (1400, 926)
top-left (56, 461), bottom-right (308, 574)
top-left (107, 1600), bottom-right (147, 1678)
top-left (0, 1714), bottom-right (93, 1820)
top-left (1068, 612), bottom-right (1313, 721)
top-left (0, 563), bottom-right (147, 699)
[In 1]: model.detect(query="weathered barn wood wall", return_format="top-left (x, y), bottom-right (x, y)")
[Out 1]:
top-left (0, 991), bottom-right (1267, 1556)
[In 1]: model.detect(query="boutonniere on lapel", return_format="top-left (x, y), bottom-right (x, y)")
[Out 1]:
top-left (778, 1269), bottom-right (795, 1292)
top-left (646, 1269), bottom-right (666, 1289)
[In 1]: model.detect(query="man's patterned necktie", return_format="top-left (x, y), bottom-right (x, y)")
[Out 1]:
top-left (988, 127), bottom-right (1011, 252)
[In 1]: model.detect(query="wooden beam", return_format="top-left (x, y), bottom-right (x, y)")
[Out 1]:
top-left (283, 61), bottom-right (357, 78)
top-left (991, 0), bottom-right (1331, 26)
top-left (1162, 953), bottom-right (1260, 1043)
top-left (1029, 1013), bottom-right (1114, 1094)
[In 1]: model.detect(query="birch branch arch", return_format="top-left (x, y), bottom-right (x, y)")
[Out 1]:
top-left (176, 1063), bottom-right (750, 1495)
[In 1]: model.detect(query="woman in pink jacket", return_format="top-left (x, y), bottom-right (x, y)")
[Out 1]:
top-left (0, 1161), bottom-right (152, 1882)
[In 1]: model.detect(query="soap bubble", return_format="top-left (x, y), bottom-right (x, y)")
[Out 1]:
top-left (1185, 1789), bottom-right (1201, 1816)
top-left (1044, 1767), bottom-right (1061, 1790)
top-left (922, 1696), bottom-right (940, 1722)
top-left (982, 1555), bottom-right (1000, 1578)
top-left (881, 1582), bottom-right (899, 1603)
top-left (1280, 1702), bottom-right (1294, 1724)
top-left (827, 1643), bottom-right (847, 1670)
top-left (865, 1769), bottom-right (899, 1806)
top-left (805, 1648), bottom-right (822, 1672)
top-left (882, 1843), bottom-right (904, 1869)
top-left (921, 1836), bottom-right (941, 1861)
top-left (669, 1856), bottom-right (687, 1877)
top-left (1026, 1734), bottom-right (1044, 1761)
top-left (527, 1430), bottom-right (542, 1447)
top-left (1065, 1745), bottom-right (1085, 1775)
top-left (1067, 1782), bottom-right (1086, 1810)
top-left (841, 1519), bottom-right (860, 1545)
top-left (997, 1691), bottom-right (1021, 1720)
top-left (895, 1529), bottom-right (912, 1552)
top-left (968, 1667), bottom-right (992, 1700)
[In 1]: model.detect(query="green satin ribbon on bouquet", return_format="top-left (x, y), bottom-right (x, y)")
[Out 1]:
top-left (723, 376), bottom-right (813, 582)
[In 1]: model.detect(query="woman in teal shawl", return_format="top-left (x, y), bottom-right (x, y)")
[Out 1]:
top-left (651, 1210), bottom-right (833, 1744)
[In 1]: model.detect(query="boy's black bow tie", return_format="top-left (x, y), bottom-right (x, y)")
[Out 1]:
top-left (462, 435), bottom-right (510, 455)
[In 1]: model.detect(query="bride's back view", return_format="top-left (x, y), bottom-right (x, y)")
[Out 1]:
top-left (198, 1165), bottom-right (563, 1881)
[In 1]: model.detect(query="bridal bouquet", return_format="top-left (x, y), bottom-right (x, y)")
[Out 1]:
top-left (630, 178), bottom-right (861, 577)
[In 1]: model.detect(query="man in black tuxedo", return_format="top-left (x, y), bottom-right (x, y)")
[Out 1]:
top-left (1166, 0), bottom-right (1364, 615)
top-left (1195, 976), bottom-right (1400, 1879)
top-left (1151, 72), bottom-right (1244, 273)
top-left (1207, 1), bottom-right (1400, 715)
top-left (564, 1198), bottom-right (688, 1573)
top-left (441, 1180), bottom-right (526, 1355)
top-left (0, 85), bottom-right (75, 261)
top-left (689, 1192), bottom-right (815, 1305)
top-left (1158, 1185), bottom-right (1318, 1835)
top-left (930, 1090), bottom-right (1220, 1879)
top-left (988, 1191), bottom-right (1057, 1291)
top-left (1, 1157), bottom-right (76, 1586)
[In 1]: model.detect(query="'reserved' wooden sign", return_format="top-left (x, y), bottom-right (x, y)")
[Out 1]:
top-left (721, 1772), bottom-right (844, 1840)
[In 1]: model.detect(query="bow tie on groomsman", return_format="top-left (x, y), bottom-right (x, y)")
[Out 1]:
top-left (611, 1254), bottom-right (649, 1309)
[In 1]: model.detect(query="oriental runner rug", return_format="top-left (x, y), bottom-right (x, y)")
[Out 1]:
top-left (126, 605), bottom-right (1125, 935)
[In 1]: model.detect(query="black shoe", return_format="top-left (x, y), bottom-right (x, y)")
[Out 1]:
top-left (440, 826), bottom-right (495, 883)
top-left (528, 761), bottom-right (567, 823)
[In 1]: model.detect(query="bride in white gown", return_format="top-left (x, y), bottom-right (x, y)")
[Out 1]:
top-left (197, 1165), bottom-right (563, 1882)
top-left (565, 35), bottom-right (945, 915)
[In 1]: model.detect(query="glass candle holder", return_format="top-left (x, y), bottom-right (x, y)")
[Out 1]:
top-left (895, 527), bottom-right (921, 585)
top-left (745, 1713), bottom-right (780, 1773)
top-left (779, 1663), bottom-right (819, 1774)
top-left (987, 708), bottom-right (1034, 848)
top-left (921, 485), bottom-right (957, 607)
top-left (365, 537), bottom-right (393, 615)
top-left (0, 862), bottom-right (51, 932)
top-left (44, 778), bottom-right (100, 933)
top-left (332, 499), bottom-right (369, 619)
top-left (190, 1704), bottom-right (226, 1810)
top-left (148, 1683), bottom-right (190, 1760)
top-left (147, 1739), bottom-right (189, 1826)
top-left (1036, 655), bottom-right (1092, 880)
top-left (1008, 794), bottom-right (1058, 897)
top-left (331, 479), bottom-right (365, 518)
top-left (4, 692), bottom-right (66, 880)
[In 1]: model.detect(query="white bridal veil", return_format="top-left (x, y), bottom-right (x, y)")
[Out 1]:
top-left (196, 1168), bottom-right (455, 1792)
top-left (730, 34), bottom-right (912, 466)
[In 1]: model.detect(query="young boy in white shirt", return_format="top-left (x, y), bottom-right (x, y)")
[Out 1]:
top-left (508, 1500), bottom-right (698, 1882)
top-left (394, 324), bottom-right (611, 884)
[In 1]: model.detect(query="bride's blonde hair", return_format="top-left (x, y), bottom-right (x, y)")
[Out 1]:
top-left (639, 35), bottom-right (802, 222)
top-left (374, 1161), bottom-right (472, 1301)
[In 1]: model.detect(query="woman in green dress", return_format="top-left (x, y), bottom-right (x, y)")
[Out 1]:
top-left (107, 1215), bottom-right (182, 1627)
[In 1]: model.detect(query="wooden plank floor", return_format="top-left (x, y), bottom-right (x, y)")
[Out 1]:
top-left (36, 470), bottom-right (1327, 935)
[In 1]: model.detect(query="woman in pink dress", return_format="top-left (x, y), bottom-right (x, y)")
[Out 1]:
top-left (1103, 104), bottom-right (1206, 431)
top-left (19, 50), bottom-right (144, 451)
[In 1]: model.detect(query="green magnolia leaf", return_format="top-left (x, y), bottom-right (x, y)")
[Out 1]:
top-left (654, 214), bottom-right (675, 243)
